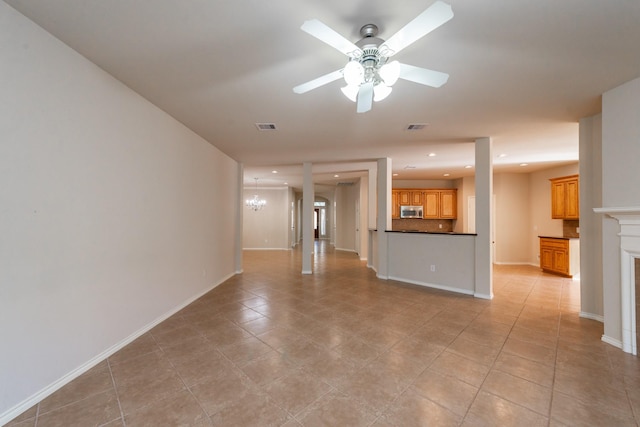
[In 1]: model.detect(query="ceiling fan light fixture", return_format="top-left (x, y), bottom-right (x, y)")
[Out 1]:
top-left (373, 84), bottom-right (392, 102)
top-left (341, 85), bottom-right (359, 102)
top-left (294, 1), bottom-right (453, 113)
top-left (343, 61), bottom-right (364, 86)
top-left (379, 60), bottom-right (400, 86)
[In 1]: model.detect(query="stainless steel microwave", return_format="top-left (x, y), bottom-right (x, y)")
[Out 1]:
top-left (400, 205), bottom-right (423, 219)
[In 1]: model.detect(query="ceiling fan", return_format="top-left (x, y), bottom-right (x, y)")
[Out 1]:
top-left (293, 1), bottom-right (453, 113)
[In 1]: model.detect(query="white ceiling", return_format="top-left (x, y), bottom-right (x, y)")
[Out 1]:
top-left (6, 0), bottom-right (640, 190)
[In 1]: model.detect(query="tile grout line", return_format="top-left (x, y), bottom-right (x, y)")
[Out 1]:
top-left (459, 271), bottom-right (539, 424)
top-left (106, 358), bottom-right (126, 427)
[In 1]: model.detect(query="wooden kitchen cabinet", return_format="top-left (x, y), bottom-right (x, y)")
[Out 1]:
top-left (423, 189), bottom-right (457, 219)
top-left (550, 175), bottom-right (579, 219)
top-left (392, 190), bottom-right (400, 219)
top-left (392, 188), bottom-right (458, 219)
top-left (539, 237), bottom-right (579, 277)
top-left (398, 190), bottom-right (423, 206)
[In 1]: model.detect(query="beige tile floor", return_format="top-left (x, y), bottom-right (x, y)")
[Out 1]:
top-left (6, 241), bottom-right (640, 426)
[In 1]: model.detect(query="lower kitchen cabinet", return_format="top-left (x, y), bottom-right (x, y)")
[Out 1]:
top-left (539, 236), bottom-right (579, 277)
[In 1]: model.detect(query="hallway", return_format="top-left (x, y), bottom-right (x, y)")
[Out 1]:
top-left (7, 244), bottom-right (639, 426)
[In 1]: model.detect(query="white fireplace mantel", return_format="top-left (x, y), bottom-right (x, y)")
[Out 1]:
top-left (594, 206), bottom-right (640, 355)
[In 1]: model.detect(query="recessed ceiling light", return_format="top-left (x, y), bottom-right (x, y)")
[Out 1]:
top-left (284, 182), bottom-right (288, 185)
top-left (393, 173), bottom-right (399, 177)
top-left (271, 170), bottom-right (278, 174)
top-left (334, 174), bottom-right (339, 178)
top-left (443, 173), bottom-right (450, 177)
top-left (520, 163), bottom-right (529, 167)
top-left (498, 153), bottom-right (507, 158)
top-left (464, 165), bottom-right (473, 169)
top-left (428, 153), bottom-right (437, 157)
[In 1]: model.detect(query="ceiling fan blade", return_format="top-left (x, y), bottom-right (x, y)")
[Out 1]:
top-left (356, 81), bottom-right (374, 113)
top-left (380, 1), bottom-right (453, 57)
top-left (301, 19), bottom-right (363, 57)
top-left (293, 69), bottom-right (344, 94)
top-left (398, 63), bottom-right (449, 87)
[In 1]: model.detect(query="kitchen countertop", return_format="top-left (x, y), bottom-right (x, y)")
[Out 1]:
top-left (539, 235), bottom-right (580, 240)
top-left (387, 230), bottom-right (477, 236)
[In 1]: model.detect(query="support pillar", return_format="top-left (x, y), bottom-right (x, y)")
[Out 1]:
top-left (475, 137), bottom-right (493, 299)
top-left (302, 162), bottom-right (314, 274)
top-left (235, 163), bottom-right (244, 273)
top-left (376, 158), bottom-right (392, 279)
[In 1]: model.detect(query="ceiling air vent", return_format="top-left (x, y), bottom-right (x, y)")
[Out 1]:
top-left (337, 182), bottom-right (355, 186)
top-left (406, 123), bottom-right (428, 131)
top-left (255, 123), bottom-right (277, 131)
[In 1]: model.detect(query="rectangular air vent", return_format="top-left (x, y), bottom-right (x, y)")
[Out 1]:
top-left (406, 123), bottom-right (428, 131)
top-left (337, 182), bottom-right (355, 186)
top-left (255, 123), bottom-right (277, 131)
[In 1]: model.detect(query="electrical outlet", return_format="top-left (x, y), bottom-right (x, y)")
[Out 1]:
top-left (438, 224), bottom-right (442, 229)
top-left (430, 265), bottom-right (436, 272)
top-left (576, 227), bottom-right (580, 233)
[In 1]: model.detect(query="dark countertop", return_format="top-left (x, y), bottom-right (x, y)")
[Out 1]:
top-left (387, 230), bottom-right (477, 236)
top-left (538, 235), bottom-right (580, 240)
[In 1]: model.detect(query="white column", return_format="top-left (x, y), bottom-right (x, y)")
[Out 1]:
top-left (376, 158), bottom-right (392, 279)
top-left (235, 163), bottom-right (244, 273)
top-left (302, 162), bottom-right (314, 274)
top-left (475, 137), bottom-right (493, 299)
top-left (368, 165), bottom-right (377, 231)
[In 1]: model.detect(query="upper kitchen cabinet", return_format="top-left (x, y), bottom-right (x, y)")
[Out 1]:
top-left (550, 175), bottom-right (579, 219)
top-left (398, 190), bottom-right (423, 206)
top-left (423, 189), bottom-right (457, 219)
top-left (392, 191), bottom-right (400, 219)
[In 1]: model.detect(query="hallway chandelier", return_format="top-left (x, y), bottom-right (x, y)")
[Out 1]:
top-left (246, 178), bottom-right (266, 211)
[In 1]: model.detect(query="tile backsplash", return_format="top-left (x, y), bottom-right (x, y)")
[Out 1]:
top-left (392, 219), bottom-right (454, 232)
top-left (563, 219), bottom-right (580, 238)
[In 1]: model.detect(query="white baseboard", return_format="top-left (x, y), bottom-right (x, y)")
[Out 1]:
top-left (242, 247), bottom-right (291, 251)
top-left (580, 312), bottom-right (604, 323)
top-left (474, 292), bottom-right (494, 300)
top-left (334, 247), bottom-right (357, 253)
top-left (493, 261), bottom-right (532, 266)
top-left (493, 262), bottom-right (539, 267)
top-left (0, 272), bottom-right (235, 426)
top-left (601, 334), bottom-right (622, 349)
top-left (387, 275), bottom-right (474, 296)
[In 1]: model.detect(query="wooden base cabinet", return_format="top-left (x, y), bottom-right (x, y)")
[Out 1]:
top-left (539, 237), bottom-right (579, 277)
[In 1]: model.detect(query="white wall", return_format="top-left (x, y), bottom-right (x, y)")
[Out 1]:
top-left (456, 176), bottom-right (476, 233)
top-left (0, 4), bottom-right (239, 420)
top-left (493, 173), bottom-right (531, 264)
top-left (601, 76), bottom-right (640, 344)
top-left (243, 187), bottom-right (290, 249)
top-left (358, 176), bottom-right (369, 260)
top-left (387, 233), bottom-right (476, 294)
top-left (334, 184), bottom-right (357, 251)
top-left (527, 163), bottom-right (580, 265)
top-left (579, 114), bottom-right (603, 320)
top-left (392, 179), bottom-right (456, 189)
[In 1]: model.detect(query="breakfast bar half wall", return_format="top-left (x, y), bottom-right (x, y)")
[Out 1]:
top-left (385, 230), bottom-right (477, 296)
